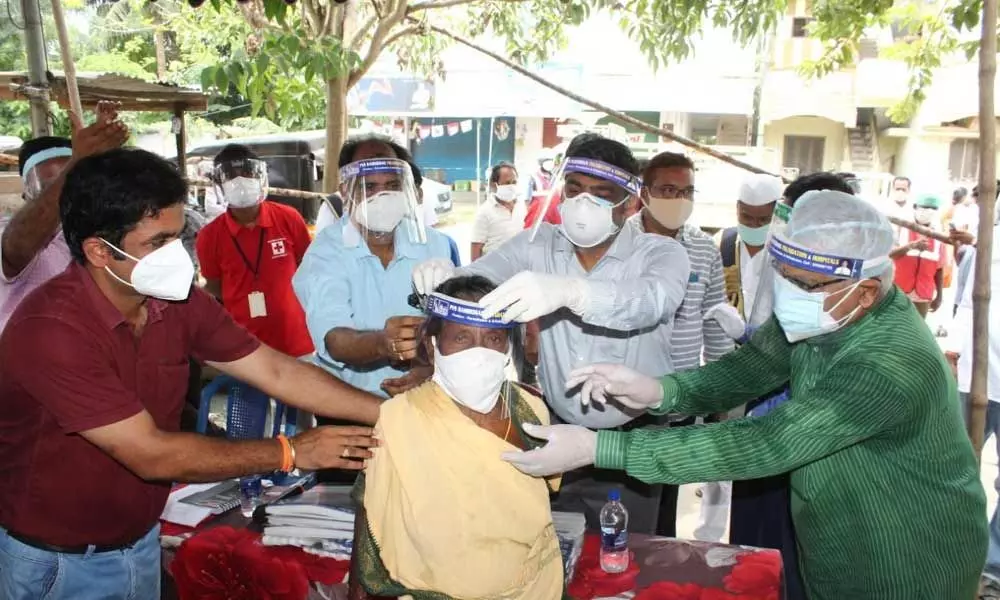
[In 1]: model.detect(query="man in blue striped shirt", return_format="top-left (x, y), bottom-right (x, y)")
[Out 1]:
top-left (628, 152), bottom-right (735, 539)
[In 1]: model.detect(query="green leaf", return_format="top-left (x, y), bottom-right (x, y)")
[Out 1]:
top-left (200, 65), bottom-right (216, 91)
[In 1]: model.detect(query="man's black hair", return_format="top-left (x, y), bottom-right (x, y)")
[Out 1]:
top-left (892, 176), bottom-right (911, 189)
top-left (783, 171), bottom-right (855, 207)
top-left (408, 160), bottom-right (423, 187)
top-left (213, 143), bottom-right (258, 166)
top-left (61, 148), bottom-right (188, 264)
top-left (564, 135), bottom-right (639, 177)
top-left (18, 136), bottom-right (72, 175)
top-left (489, 161), bottom-right (518, 185)
top-left (565, 132), bottom-right (603, 156)
top-left (338, 134), bottom-right (412, 168)
top-left (642, 152), bottom-right (694, 186)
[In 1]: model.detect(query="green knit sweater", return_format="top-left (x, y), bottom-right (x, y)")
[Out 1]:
top-left (597, 286), bottom-right (987, 599)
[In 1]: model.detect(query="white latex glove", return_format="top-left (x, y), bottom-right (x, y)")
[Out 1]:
top-left (565, 363), bottom-right (665, 410)
top-left (703, 303), bottom-right (746, 340)
top-left (412, 258), bottom-right (456, 295)
top-left (479, 271), bottom-right (589, 323)
top-left (501, 423), bottom-right (597, 477)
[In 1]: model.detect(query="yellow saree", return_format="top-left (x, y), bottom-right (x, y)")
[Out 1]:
top-left (354, 381), bottom-right (564, 600)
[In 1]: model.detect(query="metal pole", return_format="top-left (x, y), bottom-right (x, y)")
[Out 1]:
top-left (50, 0), bottom-right (82, 119)
top-left (969, 0), bottom-right (997, 459)
top-left (20, 0), bottom-right (51, 136)
top-left (476, 119), bottom-right (482, 205)
top-left (173, 105), bottom-right (187, 171)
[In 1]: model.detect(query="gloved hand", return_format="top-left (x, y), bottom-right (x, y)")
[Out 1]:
top-left (501, 423), bottom-right (597, 477)
top-left (703, 303), bottom-right (746, 340)
top-left (479, 271), bottom-right (589, 323)
top-left (412, 258), bottom-right (456, 295)
top-left (565, 363), bottom-right (665, 410)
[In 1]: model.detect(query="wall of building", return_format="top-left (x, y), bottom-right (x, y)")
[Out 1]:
top-left (763, 116), bottom-right (847, 173)
top-left (410, 116), bottom-right (516, 185)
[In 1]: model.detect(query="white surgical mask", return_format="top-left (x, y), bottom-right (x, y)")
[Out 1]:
top-left (432, 340), bottom-right (509, 414)
top-left (100, 238), bottom-right (194, 301)
top-left (494, 184), bottom-right (518, 203)
top-left (355, 191), bottom-right (409, 233)
top-left (772, 274), bottom-right (863, 342)
top-left (222, 177), bottom-right (264, 208)
top-left (644, 196), bottom-right (693, 230)
top-left (559, 193), bottom-right (620, 248)
top-left (914, 207), bottom-right (936, 225)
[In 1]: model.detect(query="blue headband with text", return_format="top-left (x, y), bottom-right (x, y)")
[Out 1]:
top-left (339, 158), bottom-right (407, 181)
top-left (768, 236), bottom-right (864, 279)
top-left (562, 156), bottom-right (641, 196)
top-left (426, 293), bottom-right (516, 329)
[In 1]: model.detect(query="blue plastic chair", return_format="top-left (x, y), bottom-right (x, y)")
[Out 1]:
top-left (196, 375), bottom-right (298, 438)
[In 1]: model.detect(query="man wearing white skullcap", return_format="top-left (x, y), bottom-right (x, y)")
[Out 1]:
top-left (506, 189), bottom-right (988, 600)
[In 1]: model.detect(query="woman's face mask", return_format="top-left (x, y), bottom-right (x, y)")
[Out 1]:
top-left (559, 193), bottom-right (621, 248)
top-left (494, 184), bottom-right (518, 203)
top-left (431, 338), bottom-right (510, 414)
top-left (772, 274), bottom-right (865, 342)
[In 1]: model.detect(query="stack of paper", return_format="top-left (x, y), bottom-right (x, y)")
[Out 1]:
top-left (552, 511), bottom-right (586, 585)
top-left (261, 485), bottom-right (355, 559)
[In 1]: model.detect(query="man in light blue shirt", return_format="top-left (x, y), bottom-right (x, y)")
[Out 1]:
top-left (412, 135), bottom-right (690, 533)
top-left (293, 157), bottom-right (452, 403)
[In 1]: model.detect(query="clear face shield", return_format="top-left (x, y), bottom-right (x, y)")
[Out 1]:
top-left (424, 292), bottom-right (517, 419)
top-left (21, 148), bottom-right (73, 202)
top-left (528, 156), bottom-right (640, 247)
top-left (748, 200), bottom-right (891, 338)
top-left (340, 158), bottom-right (425, 245)
top-left (212, 159), bottom-right (268, 209)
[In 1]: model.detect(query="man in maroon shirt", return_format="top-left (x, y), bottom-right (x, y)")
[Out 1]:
top-left (0, 148), bottom-right (381, 600)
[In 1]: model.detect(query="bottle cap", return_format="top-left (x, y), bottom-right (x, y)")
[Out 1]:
top-left (608, 489), bottom-right (621, 502)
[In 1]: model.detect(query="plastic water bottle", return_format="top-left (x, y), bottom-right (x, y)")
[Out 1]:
top-left (239, 475), bottom-right (263, 518)
top-left (599, 489), bottom-right (629, 573)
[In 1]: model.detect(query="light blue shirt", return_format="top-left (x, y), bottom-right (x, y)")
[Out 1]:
top-left (461, 223), bottom-right (691, 428)
top-left (292, 217), bottom-right (453, 397)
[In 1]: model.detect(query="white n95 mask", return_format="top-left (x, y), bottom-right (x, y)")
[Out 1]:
top-left (100, 238), bottom-right (195, 301)
top-left (431, 340), bottom-right (509, 414)
top-left (494, 184), bottom-right (518, 203)
top-left (222, 177), bottom-right (265, 208)
top-left (355, 191), bottom-right (408, 233)
top-left (559, 193), bottom-right (620, 248)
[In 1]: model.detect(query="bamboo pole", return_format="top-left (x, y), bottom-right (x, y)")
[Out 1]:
top-left (421, 22), bottom-right (782, 179)
top-left (969, 0), bottom-right (997, 459)
top-left (49, 0), bottom-right (82, 119)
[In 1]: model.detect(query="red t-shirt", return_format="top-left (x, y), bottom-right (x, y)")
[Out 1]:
top-left (524, 185), bottom-right (563, 229)
top-left (0, 263), bottom-right (260, 546)
top-left (197, 202), bottom-right (313, 356)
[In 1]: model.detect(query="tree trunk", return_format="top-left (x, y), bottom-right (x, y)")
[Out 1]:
top-left (154, 29), bottom-right (167, 81)
top-left (323, 76), bottom-right (348, 193)
top-left (969, 0), bottom-right (997, 460)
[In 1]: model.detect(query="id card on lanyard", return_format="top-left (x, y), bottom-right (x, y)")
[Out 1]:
top-left (231, 228), bottom-right (268, 318)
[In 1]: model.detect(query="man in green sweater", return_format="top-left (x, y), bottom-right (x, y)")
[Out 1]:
top-left (503, 190), bottom-right (987, 599)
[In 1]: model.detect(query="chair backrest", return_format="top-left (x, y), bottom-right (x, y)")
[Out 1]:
top-left (226, 382), bottom-right (272, 440)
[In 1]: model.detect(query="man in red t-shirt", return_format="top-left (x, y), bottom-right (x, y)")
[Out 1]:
top-left (892, 194), bottom-right (944, 318)
top-left (196, 145), bottom-right (313, 357)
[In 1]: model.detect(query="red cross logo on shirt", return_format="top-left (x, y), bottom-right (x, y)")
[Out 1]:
top-left (269, 239), bottom-right (287, 257)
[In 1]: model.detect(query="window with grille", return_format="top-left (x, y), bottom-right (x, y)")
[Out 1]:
top-left (949, 139), bottom-right (979, 181)
top-left (782, 136), bottom-right (825, 175)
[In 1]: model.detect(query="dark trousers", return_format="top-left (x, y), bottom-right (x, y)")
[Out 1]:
top-left (730, 474), bottom-right (805, 600)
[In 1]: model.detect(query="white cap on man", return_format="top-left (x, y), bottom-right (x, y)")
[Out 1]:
top-left (739, 173), bottom-right (784, 206)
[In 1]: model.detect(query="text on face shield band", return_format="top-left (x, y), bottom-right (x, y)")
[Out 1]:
top-left (339, 158), bottom-right (407, 180)
top-left (426, 293), bottom-right (517, 329)
top-left (562, 157), bottom-right (642, 196)
top-left (768, 236), bottom-right (865, 280)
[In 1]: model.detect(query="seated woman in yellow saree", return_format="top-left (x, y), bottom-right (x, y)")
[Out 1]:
top-left (348, 275), bottom-right (564, 600)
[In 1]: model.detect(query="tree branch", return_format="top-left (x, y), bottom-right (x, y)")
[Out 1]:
top-left (346, 0), bottom-right (409, 87)
top-left (421, 22), bottom-right (784, 179)
top-left (348, 23), bottom-right (419, 87)
top-left (406, 0), bottom-right (520, 13)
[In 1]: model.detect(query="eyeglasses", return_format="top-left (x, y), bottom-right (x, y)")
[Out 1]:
top-left (648, 184), bottom-right (696, 200)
